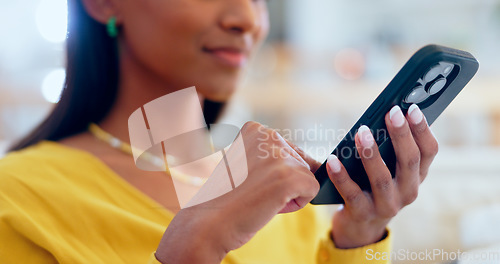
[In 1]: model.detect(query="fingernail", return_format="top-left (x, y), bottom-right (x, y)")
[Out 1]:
top-left (327, 154), bottom-right (341, 173)
top-left (389, 105), bottom-right (405, 128)
top-left (357, 125), bottom-right (374, 148)
top-left (408, 104), bottom-right (423, 125)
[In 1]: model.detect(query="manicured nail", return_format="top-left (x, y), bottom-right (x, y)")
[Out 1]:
top-left (327, 154), bottom-right (341, 173)
top-left (408, 104), bottom-right (423, 125)
top-left (389, 105), bottom-right (405, 128)
top-left (357, 125), bottom-right (374, 148)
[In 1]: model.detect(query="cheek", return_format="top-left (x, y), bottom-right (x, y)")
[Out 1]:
top-left (121, 1), bottom-right (210, 85)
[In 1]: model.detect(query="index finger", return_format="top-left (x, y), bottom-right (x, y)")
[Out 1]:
top-left (284, 138), bottom-right (322, 173)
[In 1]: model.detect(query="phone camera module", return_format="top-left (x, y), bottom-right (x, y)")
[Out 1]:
top-left (404, 62), bottom-right (457, 105)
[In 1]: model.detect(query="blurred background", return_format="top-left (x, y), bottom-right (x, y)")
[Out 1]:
top-left (1, 0), bottom-right (500, 263)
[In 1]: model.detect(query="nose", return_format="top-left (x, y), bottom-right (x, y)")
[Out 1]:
top-left (220, 0), bottom-right (261, 34)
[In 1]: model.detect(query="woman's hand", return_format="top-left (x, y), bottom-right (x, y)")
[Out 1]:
top-left (327, 104), bottom-right (439, 248)
top-left (155, 121), bottom-right (320, 264)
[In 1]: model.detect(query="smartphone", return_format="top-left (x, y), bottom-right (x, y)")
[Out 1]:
top-left (311, 44), bottom-right (479, 204)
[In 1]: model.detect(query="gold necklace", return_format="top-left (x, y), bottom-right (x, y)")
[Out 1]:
top-left (88, 123), bottom-right (207, 187)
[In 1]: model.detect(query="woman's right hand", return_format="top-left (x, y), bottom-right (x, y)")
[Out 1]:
top-left (154, 121), bottom-right (320, 264)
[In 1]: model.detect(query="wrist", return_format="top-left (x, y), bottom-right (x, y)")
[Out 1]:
top-left (155, 237), bottom-right (223, 264)
top-left (331, 219), bottom-right (388, 249)
top-left (155, 208), bottom-right (228, 264)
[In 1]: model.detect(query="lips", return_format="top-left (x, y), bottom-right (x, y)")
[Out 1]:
top-left (203, 47), bottom-right (248, 68)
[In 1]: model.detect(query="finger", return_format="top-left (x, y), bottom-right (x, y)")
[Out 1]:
top-left (270, 132), bottom-right (311, 171)
top-left (258, 126), bottom-right (311, 170)
top-left (385, 105), bottom-right (421, 203)
top-left (278, 199), bottom-right (302, 214)
top-left (325, 154), bottom-right (367, 209)
top-left (355, 125), bottom-right (397, 216)
top-left (284, 138), bottom-right (322, 173)
top-left (279, 169), bottom-right (320, 214)
top-left (406, 104), bottom-right (439, 182)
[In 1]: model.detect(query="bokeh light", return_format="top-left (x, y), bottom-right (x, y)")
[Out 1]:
top-left (35, 0), bottom-right (68, 43)
top-left (41, 68), bottom-right (65, 103)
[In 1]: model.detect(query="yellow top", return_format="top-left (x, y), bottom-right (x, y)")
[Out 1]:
top-left (0, 141), bottom-right (391, 264)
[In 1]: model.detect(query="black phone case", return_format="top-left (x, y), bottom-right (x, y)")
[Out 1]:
top-left (311, 44), bottom-right (479, 204)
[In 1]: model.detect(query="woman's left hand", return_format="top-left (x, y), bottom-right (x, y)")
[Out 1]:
top-left (326, 104), bottom-right (439, 248)
top-left (287, 104), bottom-right (438, 249)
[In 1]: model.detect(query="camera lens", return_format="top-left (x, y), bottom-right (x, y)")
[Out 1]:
top-left (405, 85), bottom-right (429, 104)
top-left (423, 64), bottom-right (442, 83)
top-left (428, 77), bottom-right (446, 95)
top-left (440, 62), bottom-right (454, 76)
top-left (424, 62), bottom-right (455, 82)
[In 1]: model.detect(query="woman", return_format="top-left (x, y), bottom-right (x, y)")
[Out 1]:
top-left (0, 0), bottom-right (438, 263)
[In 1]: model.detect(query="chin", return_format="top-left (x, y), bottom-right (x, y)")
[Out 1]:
top-left (201, 88), bottom-right (234, 102)
top-left (196, 80), bottom-right (238, 103)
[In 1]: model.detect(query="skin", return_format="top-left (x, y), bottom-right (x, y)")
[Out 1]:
top-left (63, 0), bottom-right (440, 262)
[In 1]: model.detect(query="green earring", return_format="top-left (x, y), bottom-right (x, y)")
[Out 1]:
top-left (107, 16), bottom-right (118, 38)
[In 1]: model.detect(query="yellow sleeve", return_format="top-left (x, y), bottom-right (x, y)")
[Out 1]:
top-left (316, 229), bottom-right (392, 264)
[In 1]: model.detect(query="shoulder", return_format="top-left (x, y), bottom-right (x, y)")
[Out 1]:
top-left (0, 140), bottom-right (118, 224)
top-left (0, 141), bottom-right (85, 177)
top-left (0, 141), bottom-right (101, 199)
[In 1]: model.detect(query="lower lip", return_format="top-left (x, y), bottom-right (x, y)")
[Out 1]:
top-left (204, 49), bottom-right (247, 68)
